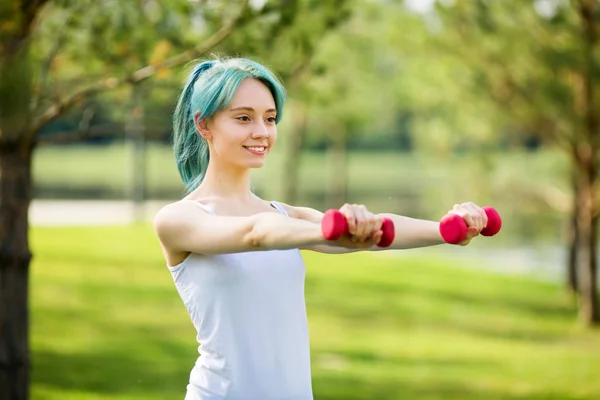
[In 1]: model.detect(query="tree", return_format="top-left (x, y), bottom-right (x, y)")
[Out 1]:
top-left (428, 0), bottom-right (599, 325)
top-left (0, 1), bottom-right (314, 398)
top-left (290, 0), bottom-right (410, 207)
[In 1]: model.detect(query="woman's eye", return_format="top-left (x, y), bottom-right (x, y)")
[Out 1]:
top-left (266, 117), bottom-right (276, 123)
top-left (237, 116), bottom-right (251, 122)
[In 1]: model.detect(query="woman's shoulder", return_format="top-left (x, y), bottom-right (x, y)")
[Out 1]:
top-left (157, 198), bottom-right (209, 211)
top-left (154, 199), bottom-right (214, 227)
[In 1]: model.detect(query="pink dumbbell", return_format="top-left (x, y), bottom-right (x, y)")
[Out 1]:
top-left (321, 209), bottom-right (395, 248)
top-left (439, 206), bottom-right (502, 244)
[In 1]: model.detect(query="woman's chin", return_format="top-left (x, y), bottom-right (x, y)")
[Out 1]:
top-left (247, 156), bottom-right (269, 168)
top-left (236, 159), bottom-right (267, 170)
top-left (249, 160), bottom-right (267, 169)
top-left (232, 152), bottom-right (269, 169)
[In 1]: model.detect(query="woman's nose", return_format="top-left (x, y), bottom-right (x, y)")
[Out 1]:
top-left (251, 121), bottom-right (270, 138)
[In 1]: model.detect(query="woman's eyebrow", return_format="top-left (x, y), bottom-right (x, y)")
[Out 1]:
top-left (229, 106), bottom-right (277, 113)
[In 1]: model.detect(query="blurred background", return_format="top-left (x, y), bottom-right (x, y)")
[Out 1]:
top-left (2, 0), bottom-right (600, 399)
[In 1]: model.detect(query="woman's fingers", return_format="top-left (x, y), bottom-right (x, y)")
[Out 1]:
top-left (449, 202), bottom-right (490, 246)
top-left (340, 204), bottom-right (358, 236)
top-left (339, 204), bottom-right (382, 242)
top-left (452, 202), bottom-right (487, 233)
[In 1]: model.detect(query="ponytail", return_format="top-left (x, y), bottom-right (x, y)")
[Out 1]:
top-left (172, 61), bottom-right (216, 193)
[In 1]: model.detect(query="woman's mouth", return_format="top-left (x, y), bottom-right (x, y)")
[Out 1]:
top-left (243, 146), bottom-right (267, 155)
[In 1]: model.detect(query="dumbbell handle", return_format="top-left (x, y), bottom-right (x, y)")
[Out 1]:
top-left (321, 209), bottom-right (395, 248)
top-left (439, 206), bottom-right (502, 244)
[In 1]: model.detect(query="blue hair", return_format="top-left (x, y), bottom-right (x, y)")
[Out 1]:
top-left (172, 57), bottom-right (286, 193)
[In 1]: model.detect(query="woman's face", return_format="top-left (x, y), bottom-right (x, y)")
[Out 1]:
top-left (197, 78), bottom-right (278, 170)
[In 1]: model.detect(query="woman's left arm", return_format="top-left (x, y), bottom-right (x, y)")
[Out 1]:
top-left (281, 202), bottom-right (487, 254)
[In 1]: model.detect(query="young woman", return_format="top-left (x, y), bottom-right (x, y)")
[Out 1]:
top-left (154, 57), bottom-right (487, 400)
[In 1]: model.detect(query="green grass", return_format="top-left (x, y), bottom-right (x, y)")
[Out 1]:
top-left (30, 224), bottom-right (600, 400)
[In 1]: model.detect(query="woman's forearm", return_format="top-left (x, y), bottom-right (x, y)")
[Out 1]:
top-left (377, 213), bottom-right (445, 250)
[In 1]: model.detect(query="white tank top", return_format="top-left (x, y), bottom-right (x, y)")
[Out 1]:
top-left (168, 201), bottom-right (313, 400)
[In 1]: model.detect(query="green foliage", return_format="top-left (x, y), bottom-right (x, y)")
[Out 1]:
top-left (30, 0), bottom-right (199, 126)
top-left (23, 0), bottom-right (598, 152)
top-left (29, 225), bottom-right (600, 399)
top-left (266, 0), bottom-right (506, 153)
top-left (29, 0), bottom-right (358, 141)
top-left (301, 1), bottom-right (411, 144)
top-left (430, 0), bottom-right (598, 147)
top-left (216, 0), bottom-right (353, 82)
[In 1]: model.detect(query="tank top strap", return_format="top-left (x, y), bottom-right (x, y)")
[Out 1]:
top-left (190, 201), bottom-right (216, 215)
top-left (189, 200), bottom-right (287, 217)
top-left (269, 200), bottom-right (289, 217)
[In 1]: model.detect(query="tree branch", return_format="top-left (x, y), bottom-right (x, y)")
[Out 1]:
top-left (33, 15), bottom-right (72, 112)
top-left (28, 0), bottom-right (251, 144)
top-left (440, 12), bottom-right (577, 151)
top-left (21, 0), bottom-right (53, 33)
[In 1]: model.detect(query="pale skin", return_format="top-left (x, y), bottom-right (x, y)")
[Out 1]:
top-left (154, 78), bottom-right (488, 267)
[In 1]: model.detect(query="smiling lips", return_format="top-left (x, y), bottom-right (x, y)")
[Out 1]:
top-left (243, 146), bottom-right (268, 155)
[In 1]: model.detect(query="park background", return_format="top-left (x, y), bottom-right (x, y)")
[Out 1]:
top-left (2, 0), bottom-right (600, 399)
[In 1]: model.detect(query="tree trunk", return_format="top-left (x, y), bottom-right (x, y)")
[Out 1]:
top-left (567, 170), bottom-right (579, 295)
top-left (574, 152), bottom-right (599, 326)
top-left (1, 14), bottom-right (35, 398)
top-left (282, 105), bottom-right (307, 205)
top-left (0, 141), bottom-right (33, 400)
top-left (574, 0), bottom-right (599, 326)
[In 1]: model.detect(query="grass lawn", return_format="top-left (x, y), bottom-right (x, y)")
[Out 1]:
top-left (30, 224), bottom-right (599, 400)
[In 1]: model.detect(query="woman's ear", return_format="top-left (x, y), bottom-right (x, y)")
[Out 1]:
top-left (194, 112), bottom-right (212, 140)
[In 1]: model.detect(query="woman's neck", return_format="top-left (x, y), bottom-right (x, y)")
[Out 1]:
top-left (193, 162), bottom-right (254, 201)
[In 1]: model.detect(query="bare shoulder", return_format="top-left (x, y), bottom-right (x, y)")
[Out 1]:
top-left (153, 200), bottom-right (210, 239)
top-left (153, 200), bottom-right (215, 265)
top-left (155, 199), bottom-right (207, 221)
top-left (154, 200), bottom-right (221, 266)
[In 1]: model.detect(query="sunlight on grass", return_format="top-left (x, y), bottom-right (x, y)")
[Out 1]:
top-left (30, 225), bottom-right (600, 400)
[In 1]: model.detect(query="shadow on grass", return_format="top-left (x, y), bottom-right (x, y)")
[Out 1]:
top-left (332, 349), bottom-right (494, 369)
top-left (311, 348), bottom-right (501, 389)
top-left (32, 305), bottom-right (195, 397)
top-left (311, 374), bottom-right (592, 400)
top-left (315, 273), bottom-right (575, 319)
top-left (306, 276), bottom-right (576, 344)
top-left (32, 342), bottom-right (192, 397)
top-left (34, 346), bottom-right (591, 400)
top-left (31, 309), bottom-right (592, 400)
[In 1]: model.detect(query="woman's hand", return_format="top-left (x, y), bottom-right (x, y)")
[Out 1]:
top-left (335, 203), bottom-right (384, 248)
top-left (447, 202), bottom-right (488, 246)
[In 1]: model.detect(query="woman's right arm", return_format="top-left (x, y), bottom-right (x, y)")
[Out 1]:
top-left (154, 201), bottom-right (327, 255)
